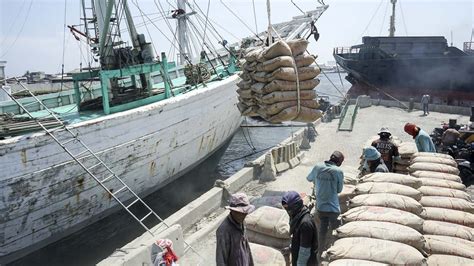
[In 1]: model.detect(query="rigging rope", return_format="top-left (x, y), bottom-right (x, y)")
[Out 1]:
top-left (0, 0), bottom-right (27, 47)
top-left (133, 0), bottom-right (159, 57)
top-left (251, 0), bottom-right (259, 34)
top-left (358, 0), bottom-right (384, 41)
top-left (219, 0), bottom-right (262, 40)
top-left (266, 0), bottom-right (273, 45)
top-left (60, 0), bottom-right (68, 93)
top-left (1, 0), bottom-right (33, 58)
top-left (200, 0), bottom-right (211, 52)
top-left (399, 0), bottom-right (409, 36)
top-left (379, 0), bottom-right (389, 35)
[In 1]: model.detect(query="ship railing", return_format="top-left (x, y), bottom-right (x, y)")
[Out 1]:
top-left (463, 42), bottom-right (474, 53)
top-left (333, 47), bottom-right (360, 55)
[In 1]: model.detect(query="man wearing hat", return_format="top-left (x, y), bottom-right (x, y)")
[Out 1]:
top-left (371, 127), bottom-right (400, 172)
top-left (306, 151), bottom-right (344, 259)
top-left (404, 123), bottom-right (436, 153)
top-left (216, 193), bottom-right (255, 266)
top-left (282, 191), bottom-right (318, 266)
top-left (363, 146), bottom-right (389, 173)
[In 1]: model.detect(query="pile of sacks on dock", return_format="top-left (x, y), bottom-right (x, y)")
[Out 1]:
top-left (323, 150), bottom-right (474, 265)
top-left (236, 39), bottom-right (323, 123)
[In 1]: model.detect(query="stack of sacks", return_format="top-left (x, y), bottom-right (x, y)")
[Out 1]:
top-left (407, 152), bottom-right (474, 263)
top-left (237, 39), bottom-right (323, 123)
top-left (324, 173), bottom-right (428, 265)
top-left (250, 243), bottom-right (286, 266)
top-left (393, 142), bottom-right (418, 174)
top-left (244, 206), bottom-right (291, 249)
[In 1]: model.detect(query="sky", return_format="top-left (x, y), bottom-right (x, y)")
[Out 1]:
top-left (0, 0), bottom-right (473, 76)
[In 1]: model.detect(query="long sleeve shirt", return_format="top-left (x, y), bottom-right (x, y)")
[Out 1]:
top-left (415, 129), bottom-right (436, 153)
top-left (216, 215), bottom-right (254, 266)
top-left (306, 161), bottom-right (344, 213)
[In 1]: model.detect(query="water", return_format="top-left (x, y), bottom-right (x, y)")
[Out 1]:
top-left (9, 73), bottom-right (349, 266)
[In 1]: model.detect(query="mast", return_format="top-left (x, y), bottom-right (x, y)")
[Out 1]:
top-left (388, 0), bottom-right (396, 37)
top-left (177, 0), bottom-right (190, 64)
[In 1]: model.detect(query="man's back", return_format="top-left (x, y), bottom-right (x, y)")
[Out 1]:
top-left (291, 211), bottom-right (318, 266)
top-left (372, 139), bottom-right (399, 171)
top-left (415, 129), bottom-right (436, 152)
top-left (216, 216), bottom-right (253, 266)
top-left (307, 161), bottom-right (344, 213)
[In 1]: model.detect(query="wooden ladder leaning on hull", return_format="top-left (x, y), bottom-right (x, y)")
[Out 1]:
top-left (1, 79), bottom-right (203, 260)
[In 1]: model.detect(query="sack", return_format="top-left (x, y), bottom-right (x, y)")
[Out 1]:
top-left (259, 100), bottom-right (319, 116)
top-left (354, 182), bottom-right (422, 201)
top-left (418, 178), bottom-right (466, 190)
top-left (256, 56), bottom-right (294, 72)
top-left (262, 79), bottom-right (319, 93)
top-left (268, 106), bottom-right (322, 123)
top-left (237, 79), bottom-right (253, 90)
top-left (236, 88), bottom-right (253, 99)
top-left (393, 163), bottom-right (409, 172)
top-left (342, 206), bottom-right (424, 231)
top-left (349, 193), bottom-right (424, 214)
top-left (325, 237), bottom-right (427, 265)
top-left (293, 107), bottom-right (323, 123)
top-left (419, 196), bottom-right (473, 213)
top-left (399, 142), bottom-right (418, 158)
top-left (422, 220), bottom-right (474, 241)
top-left (328, 259), bottom-right (389, 266)
top-left (295, 53), bottom-right (316, 67)
top-left (249, 243), bottom-right (286, 266)
top-left (344, 172), bottom-right (358, 186)
top-left (408, 162), bottom-right (460, 175)
top-left (287, 39), bottom-right (309, 56)
top-left (423, 235), bottom-right (474, 259)
top-left (244, 47), bottom-right (264, 62)
top-left (246, 230), bottom-right (290, 249)
top-left (270, 67), bottom-right (320, 82)
top-left (239, 71), bottom-right (252, 81)
top-left (410, 171), bottom-right (462, 182)
top-left (245, 206), bottom-right (290, 239)
top-left (360, 172), bottom-right (422, 189)
top-left (420, 207), bottom-right (474, 227)
top-left (261, 40), bottom-right (292, 60)
top-left (339, 185), bottom-right (356, 214)
top-left (251, 196), bottom-right (284, 209)
top-left (411, 152), bottom-right (454, 160)
top-left (417, 186), bottom-right (471, 201)
top-left (335, 221), bottom-right (425, 251)
top-left (410, 156), bottom-right (457, 167)
top-left (426, 254), bottom-right (474, 266)
top-left (260, 90), bottom-right (317, 104)
top-left (251, 71), bottom-right (270, 83)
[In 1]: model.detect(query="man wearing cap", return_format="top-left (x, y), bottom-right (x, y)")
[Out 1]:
top-left (216, 193), bottom-right (255, 266)
top-left (306, 151), bottom-right (344, 258)
top-left (404, 123), bottom-right (436, 153)
top-left (282, 191), bottom-right (318, 266)
top-left (371, 127), bottom-right (400, 172)
top-left (363, 146), bottom-right (389, 173)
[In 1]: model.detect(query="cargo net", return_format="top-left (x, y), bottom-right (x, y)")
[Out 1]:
top-left (236, 39), bottom-right (323, 123)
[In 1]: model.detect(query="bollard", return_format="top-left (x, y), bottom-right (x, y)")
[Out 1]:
top-left (260, 153), bottom-right (277, 181)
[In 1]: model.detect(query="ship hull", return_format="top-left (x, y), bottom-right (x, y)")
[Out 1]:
top-left (0, 75), bottom-right (242, 262)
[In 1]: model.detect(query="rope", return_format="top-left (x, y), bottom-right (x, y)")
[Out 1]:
top-left (219, 0), bottom-right (262, 41)
top-left (379, 0), bottom-right (390, 35)
top-left (399, 0), bottom-right (409, 35)
top-left (335, 64), bottom-right (345, 90)
top-left (1, 0), bottom-right (33, 58)
top-left (291, 0), bottom-right (305, 14)
top-left (60, 0), bottom-right (68, 93)
top-left (200, 0), bottom-right (211, 52)
top-left (0, 0), bottom-right (28, 47)
top-left (315, 61), bottom-right (347, 99)
top-left (251, 0), bottom-right (258, 34)
top-left (266, 0), bottom-right (273, 45)
top-left (358, 0), bottom-right (384, 41)
top-left (133, 0), bottom-right (159, 57)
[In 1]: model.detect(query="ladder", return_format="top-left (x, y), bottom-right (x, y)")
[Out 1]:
top-left (1, 80), bottom-right (202, 257)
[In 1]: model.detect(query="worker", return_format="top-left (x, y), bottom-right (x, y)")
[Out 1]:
top-left (216, 193), bottom-right (255, 266)
top-left (421, 94), bottom-right (430, 115)
top-left (371, 127), bottom-right (400, 172)
top-left (363, 146), bottom-right (389, 173)
top-left (404, 123), bottom-right (436, 153)
top-left (306, 151), bottom-right (344, 260)
top-left (282, 191), bottom-right (318, 266)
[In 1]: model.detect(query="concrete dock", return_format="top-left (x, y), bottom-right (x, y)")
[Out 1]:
top-left (99, 103), bottom-right (472, 265)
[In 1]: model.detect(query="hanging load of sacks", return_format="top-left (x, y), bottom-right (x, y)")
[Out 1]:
top-left (237, 39), bottom-right (323, 123)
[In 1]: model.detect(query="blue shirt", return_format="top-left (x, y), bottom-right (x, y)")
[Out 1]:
top-left (415, 129), bottom-right (436, 153)
top-left (306, 161), bottom-right (344, 213)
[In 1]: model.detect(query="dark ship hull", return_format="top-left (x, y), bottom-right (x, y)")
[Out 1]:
top-left (334, 36), bottom-right (474, 106)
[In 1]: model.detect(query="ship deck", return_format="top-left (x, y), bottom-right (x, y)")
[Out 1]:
top-left (179, 104), bottom-right (472, 265)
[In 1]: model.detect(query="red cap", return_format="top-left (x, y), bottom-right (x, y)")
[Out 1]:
top-left (404, 123), bottom-right (418, 138)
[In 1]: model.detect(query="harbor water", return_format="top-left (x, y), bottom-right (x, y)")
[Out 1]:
top-left (10, 73), bottom-right (349, 266)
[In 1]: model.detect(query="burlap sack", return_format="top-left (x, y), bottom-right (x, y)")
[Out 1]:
top-left (268, 106), bottom-right (322, 123)
top-left (292, 107), bottom-right (323, 123)
top-left (408, 162), bottom-right (460, 175)
top-left (244, 61), bottom-right (258, 72)
top-left (411, 152), bottom-right (454, 160)
top-left (256, 56), bottom-right (294, 72)
top-left (420, 196), bottom-right (474, 213)
top-left (295, 53), bottom-right (316, 67)
top-left (251, 71), bottom-right (270, 83)
top-left (399, 142), bottom-right (418, 158)
top-left (396, 158), bottom-right (412, 166)
top-left (354, 182), bottom-right (422, 201)
top-left (287, 39), bottom-right (310, 56)
top-left (349, 193), bottom-right (424, 214)
top-left (420, 207), bottom-right (474, 227)
top-left (236, 88), bottom-right (253, 99)
top-left (423, 235), bottom-right (474, 259)
top-left (422, 220), bottom-right (474, 241)
top-left (249, 243), bottom-right (286, 266)
top-left (328, 259), bottom-right (388, 266)
top-left (239, 71), bottom-right (252, 81)
top-left (417, 186), bottom-right (471, 201)
top-left (242, 106), bottom-right (259, 117)
top-left (251, 196), bottom-right (284, 209)
top-left (360, 172), bottom-right (422, 189)
top-left (261, 79), bottom-right (319, 93)
top-left (342, 206), bottom-right (424, 231)
top-left (247, 230), bottom-right (290, 249)
top-left (260, 90), bottom-right (317, 104)
top-left (418, 178), bottom-right (466, 190)
top-left (393, 163), bottom-right (409, 172)
top-left (426, 254), bottom-right (474, 266)
top-left (270, 66), bottom-right (320, 82)
top-left (335, 221), bottom-right (425, 251)
top-left (238, 97), bottom-right (257, 106)
top-left (410, 156), bottom-right (457, 167)
top-left (245, 206), bottom-right (290, 239)
top-left (244, 47), bottom-right (264, 62)
top-left (410, 171), bottom-right (462, 182)
top-left (343, 172), bottom-right (358, 185)
top-left (261, 40), bottom-right (292, 60)
top-left (325, 237), bottom-right (427, 265)
top-left (339, 185), bottom-right (356, 213)
top-left (259, 100), bottom-right (319, 116)
top-left (237, 79), bottom-right (253, 90)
